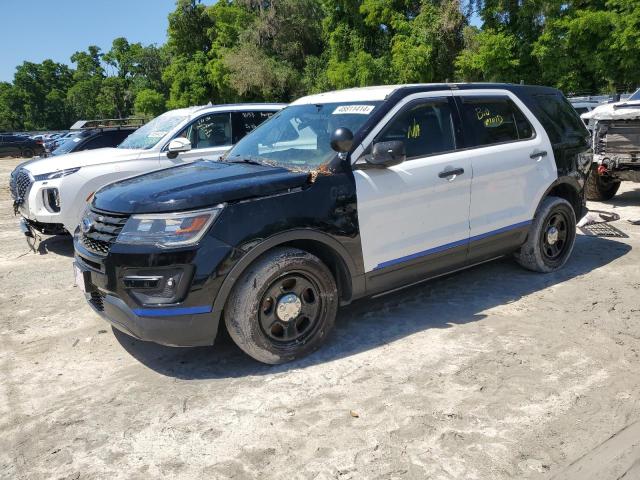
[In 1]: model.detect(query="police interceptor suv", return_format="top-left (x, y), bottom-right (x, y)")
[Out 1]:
top-left (74, 84), bottom-right (591, 364)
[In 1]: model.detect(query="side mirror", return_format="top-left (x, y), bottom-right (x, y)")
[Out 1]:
top-left (166, 138), bottom-right (191, 159)
top-left (367, 140), bottom-right (406, 168)
top-left (330, 128), bottom-right (354, 153)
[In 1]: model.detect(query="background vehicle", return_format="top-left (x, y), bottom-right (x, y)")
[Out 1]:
top-left (49, 119), bottom-right (143, 157)
top-left (73, 83), bottom-right (591, 364)
top-left (10, 103), bottom-right (284, 235)
top-left (581, 88), bottom-right (640, 200)
top-left (0, 134), bottom-right (45, 158)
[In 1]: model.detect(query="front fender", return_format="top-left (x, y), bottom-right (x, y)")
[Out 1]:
top-left (211, 229), bottom-right (363, 323)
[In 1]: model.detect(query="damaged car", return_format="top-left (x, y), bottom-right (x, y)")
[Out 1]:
top-left (582, 88), bottom-right (640, 200)
top-left (73, 83), bottom-right (591, 364)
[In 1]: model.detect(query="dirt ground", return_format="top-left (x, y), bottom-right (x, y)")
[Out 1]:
top-left (2, 156), bottom-right (640, 480)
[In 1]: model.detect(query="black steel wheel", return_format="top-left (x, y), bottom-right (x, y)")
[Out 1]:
top-left (225, 247), bottom-right (338, 364)
top-left (540, 210), bottom-right (570, 262)
top-left (22, 148), bottom-right (34, 158)
top-left (514, 196), bottom-right (576, 273)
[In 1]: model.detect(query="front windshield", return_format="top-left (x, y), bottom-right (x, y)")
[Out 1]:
top-left (226, 102), bottom-right (382, 169)
top-left (629, 89), bottom-right (640, 101)
top-left (118, 112), bottom-right (187, 150)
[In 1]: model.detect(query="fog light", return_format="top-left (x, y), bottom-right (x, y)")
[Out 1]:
top-left (43, 188), bottom-right (60, 212)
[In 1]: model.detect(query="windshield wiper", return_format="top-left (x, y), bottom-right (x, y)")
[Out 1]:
top-left (225, 155), bottom-right (278, 167)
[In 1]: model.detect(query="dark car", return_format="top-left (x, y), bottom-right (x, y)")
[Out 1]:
top-left (50, 127), bottom-right (136, 156)
top-left (0, 134), bottom-right (45, 158)
top-left (74, 83), bottom-right (592, 364)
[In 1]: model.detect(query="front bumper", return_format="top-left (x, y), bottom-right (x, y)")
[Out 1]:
top-left (74, 231), bottom-right (233, 347)
top-left (84, 286), bottom-right (219, 347)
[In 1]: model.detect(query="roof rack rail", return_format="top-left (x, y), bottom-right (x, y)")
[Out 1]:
top-left (70, 118), bottom-right (146, 130)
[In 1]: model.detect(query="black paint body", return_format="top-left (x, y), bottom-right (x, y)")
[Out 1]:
top-left (74, 83), bottom-right (591, 347)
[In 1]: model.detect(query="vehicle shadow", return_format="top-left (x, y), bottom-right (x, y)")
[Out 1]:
top-left (37, 234), bottom-right (73, 257)
top-left (603, 187), bottom-right (640, 207)
top-left (114, 234), bottom-right (631, 379)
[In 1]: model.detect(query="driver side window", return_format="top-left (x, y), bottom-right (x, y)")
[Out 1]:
top-left (377, 99), bottom-right (456, 159)
top-left (180, 113), bottom-right (232, 149)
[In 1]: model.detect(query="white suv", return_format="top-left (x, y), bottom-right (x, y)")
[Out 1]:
top-left (10, 103), bottom-right (284, 237)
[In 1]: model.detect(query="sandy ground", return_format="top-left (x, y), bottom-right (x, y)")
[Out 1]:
top-left (1, 157), bottom-right (640, 480)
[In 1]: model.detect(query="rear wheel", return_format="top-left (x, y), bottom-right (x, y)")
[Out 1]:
top-left (514, 196), bottom-right (576, 273)
top-left (21, 148), bottom-right (34, 158)
top-left (585, 167), bottom-right (620, 201)
top-left (224, 247), bottom-right (338, 364)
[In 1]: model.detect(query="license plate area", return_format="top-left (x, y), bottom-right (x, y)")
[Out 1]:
top-left (74, 263), bottom-right (94, 293)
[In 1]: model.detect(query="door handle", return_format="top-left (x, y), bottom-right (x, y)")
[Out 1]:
top-left (438, 167), bottom-right (465, 179)
top-left (530, 150), bottom-right (548, 159)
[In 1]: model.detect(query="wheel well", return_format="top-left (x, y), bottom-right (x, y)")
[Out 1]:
top-left (546, 183), bottom-right (582, 218)
top-left (281, 239), bottom-right (353, 303)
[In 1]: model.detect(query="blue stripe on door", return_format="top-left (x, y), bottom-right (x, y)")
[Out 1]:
top-left (373, 220), bottom-right (532, 271)
top-left (133, 305), bottom-right (213, 317)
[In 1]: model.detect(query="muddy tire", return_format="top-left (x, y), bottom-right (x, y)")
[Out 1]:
top-left (585, 168), bottom-right (620, 201)
top-left (224, 247), bottom-right (338, 364)
top-left (22, 148), bottom-right (34, 158)
top-left (514, 196), bottom-right (576, 273)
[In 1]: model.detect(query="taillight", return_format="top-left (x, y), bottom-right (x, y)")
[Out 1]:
top-left (35, 140), bottom-right (43, 145)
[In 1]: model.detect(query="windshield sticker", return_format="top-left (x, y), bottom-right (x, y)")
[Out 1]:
top-left (332, 105), bottom-right (375, 115)
top-left (148, 131), bottom-right (167, 138)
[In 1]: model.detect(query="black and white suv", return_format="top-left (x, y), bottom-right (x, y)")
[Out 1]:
top-left (74, 83), bottom-right (592, 364)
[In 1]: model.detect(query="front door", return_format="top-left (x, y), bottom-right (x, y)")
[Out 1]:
top-left (162, 112), bottom-right (233, 166)
top-left (353, 93), bottom-right (472, 293)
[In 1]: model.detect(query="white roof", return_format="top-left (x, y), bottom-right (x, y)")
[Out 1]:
top-left (582, 100), bottom-right (640, 121)
top-left (292, 85), bottom-right (433, 105)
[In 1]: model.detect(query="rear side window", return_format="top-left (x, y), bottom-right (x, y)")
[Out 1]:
top-left (232, 111), bottom-right (278, 144)
top-left (459, 96), bottom-right (534, 147)
top-left (531, 94), bottom-right (589, 145)
top-left (377, 99), bottom-right (456, 159)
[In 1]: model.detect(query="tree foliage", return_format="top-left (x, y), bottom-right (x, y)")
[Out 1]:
top-left (1, 0), bottom-right (638, 130)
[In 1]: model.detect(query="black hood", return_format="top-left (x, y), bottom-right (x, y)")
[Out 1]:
top-left (93, 161), bottom-right (311, 214)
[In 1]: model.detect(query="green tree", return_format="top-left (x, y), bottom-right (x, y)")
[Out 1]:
top-left (13, 60), bottom-right (73, 129)
top-left (0, 82), bottom-right (21, 131)
top-left (134, 88), bottom-right (166, 117)
top-left (455, 26), bottom-right (520, 82)
top-left (67, 46), bottom-right (105, 119)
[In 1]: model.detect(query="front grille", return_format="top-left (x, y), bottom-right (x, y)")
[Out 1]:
top-left (9, 169), bottom-right (33, 206)
top-left (89, 291), bottom-right (106, 311)
top-left (79, 208), bottom-right (130, 257)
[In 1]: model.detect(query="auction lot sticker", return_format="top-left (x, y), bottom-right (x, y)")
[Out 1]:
top-left (333, 105), bottom-right (375, 115)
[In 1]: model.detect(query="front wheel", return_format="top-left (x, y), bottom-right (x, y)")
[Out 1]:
top-left (224, 247), bottom-right (338, 364)
top-left (514, 196), bottom-right (577, 273)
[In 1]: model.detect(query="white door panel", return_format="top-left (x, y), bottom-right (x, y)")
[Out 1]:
top-left (355, 152), bottom-right (472, 272)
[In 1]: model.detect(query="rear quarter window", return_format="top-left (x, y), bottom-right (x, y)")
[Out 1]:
top-left (459, 96), bottom-right (534, 148)
top-left (530, 94), bottom-right (589, 145)
top-left (232, 111), bottom-right (278, 143)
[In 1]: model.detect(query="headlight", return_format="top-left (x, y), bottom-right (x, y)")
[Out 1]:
top-left (34, 167), bottom-right (80, 181)
top-left (116, 205), bottom-right (224, 247)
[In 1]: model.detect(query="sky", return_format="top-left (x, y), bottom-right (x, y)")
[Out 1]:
top-left (0, 0), bottom-right (180, 82)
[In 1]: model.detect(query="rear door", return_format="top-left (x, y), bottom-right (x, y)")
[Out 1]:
top-left (454, 90), bottom-right (556, 260)
top-left (353, 92), bottom-right (472, 291)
